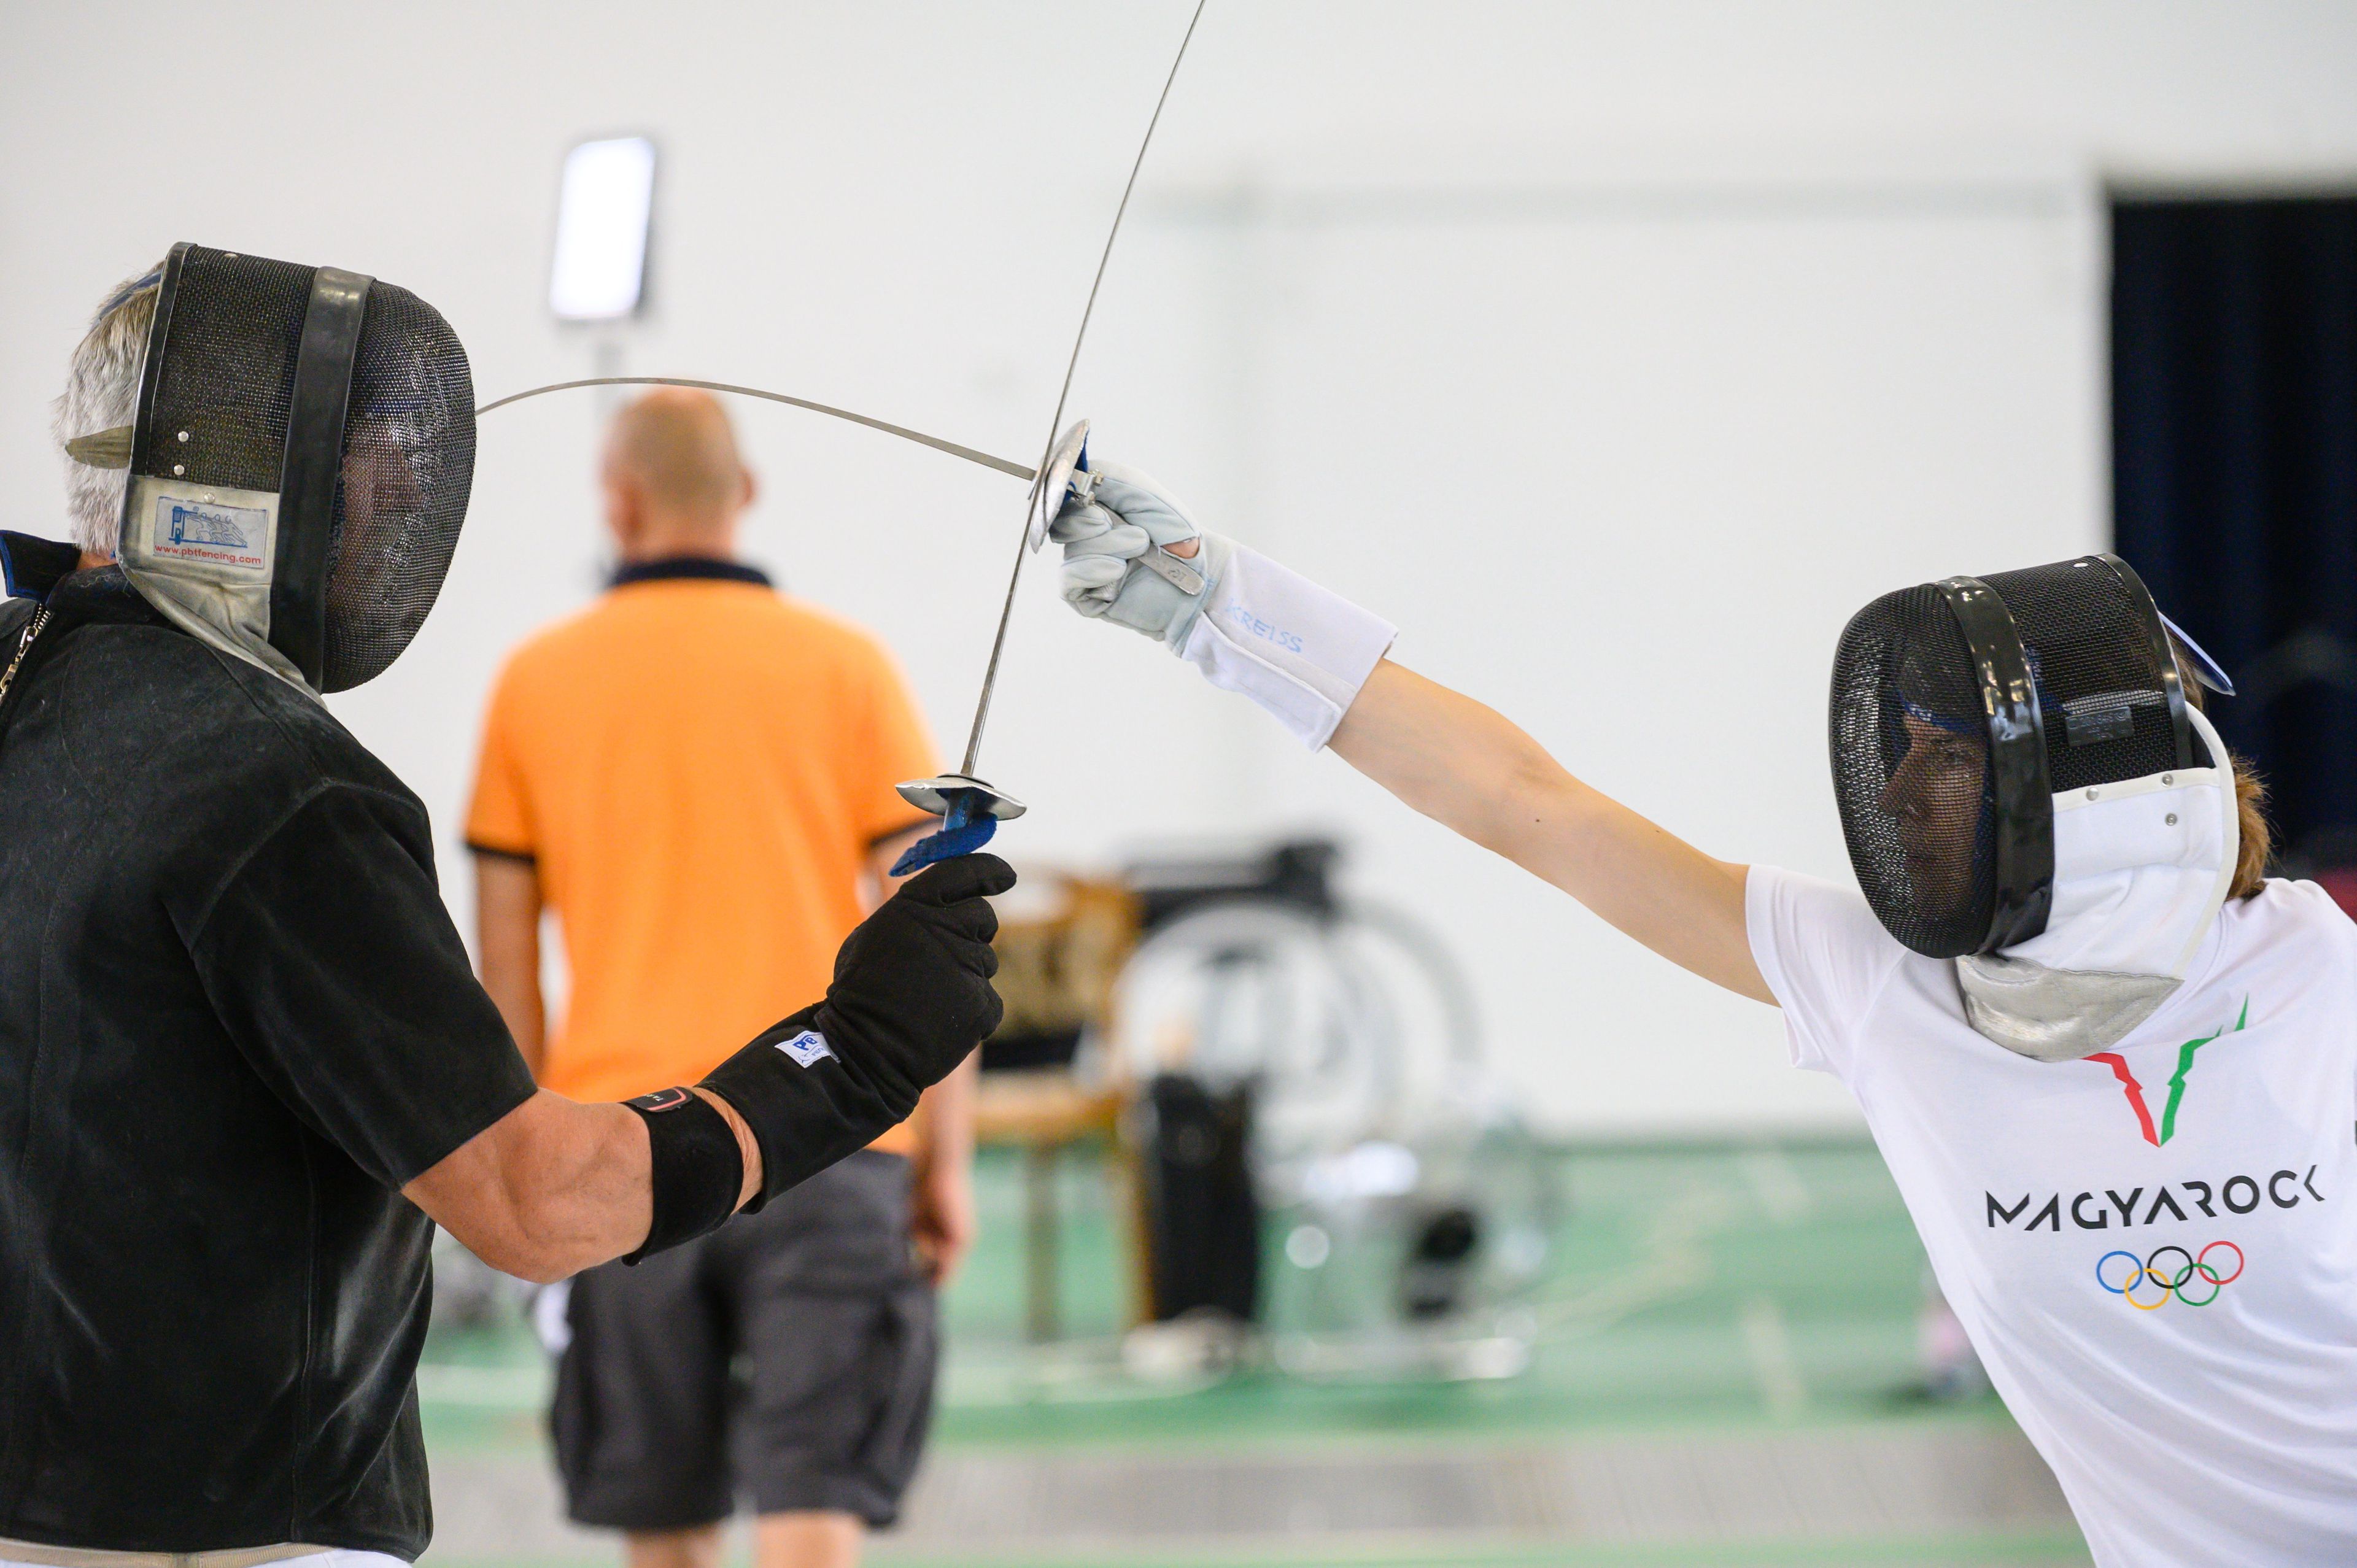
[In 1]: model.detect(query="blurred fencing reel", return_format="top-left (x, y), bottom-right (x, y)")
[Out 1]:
top-left (1099, 890), bottom-right (1556, 1381)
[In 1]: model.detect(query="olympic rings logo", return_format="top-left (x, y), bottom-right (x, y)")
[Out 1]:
top-left (2094, 1242), bottom-right (2243, 1309)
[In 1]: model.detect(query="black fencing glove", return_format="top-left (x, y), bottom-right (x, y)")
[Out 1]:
top-left (699, 854), bottom-right (1014, 1205)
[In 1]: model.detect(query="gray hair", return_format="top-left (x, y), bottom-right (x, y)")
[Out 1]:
top-left (52, 261), bottom-right (166, 558)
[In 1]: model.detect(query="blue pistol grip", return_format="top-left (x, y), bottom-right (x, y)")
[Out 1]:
top-left (889, 788), bottom-right (1000, 876)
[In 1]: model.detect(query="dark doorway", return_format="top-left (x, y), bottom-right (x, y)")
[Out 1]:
top-left (2112, 194), bottom-right (2357, 895)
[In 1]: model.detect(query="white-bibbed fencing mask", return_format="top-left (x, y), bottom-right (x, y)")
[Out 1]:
top-left (69, 242), bottom-right (474, 693)
top-left (1829, 554), bottom-right (2240, 1062)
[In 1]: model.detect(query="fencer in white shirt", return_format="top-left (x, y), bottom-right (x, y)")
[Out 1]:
top-left (1047, 461), bottom-right (2357, 1568)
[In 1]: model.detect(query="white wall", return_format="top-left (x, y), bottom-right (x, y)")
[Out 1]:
top-left (6, 2), bottom-right (2356, 1132)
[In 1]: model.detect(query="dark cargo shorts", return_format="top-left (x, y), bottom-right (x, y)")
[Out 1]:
top-left (550, 1149), bottom-right (937, 1531)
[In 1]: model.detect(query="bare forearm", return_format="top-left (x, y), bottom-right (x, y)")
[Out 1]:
top-left (1330, 660), bottom-right (1769, 1001)
top-left (1331, 661), bottom-right (1571, 855)
top-left (405, 1087), bottom-right (762, 1283)
top-left (406, 1092), bottom-right (647, 1281)
top-left (480, 967), bottom-right (544, 1078)
top-left (909, 1051), bottom-right (979, 1283)
top-left (474, 854), bottom-right (548, 1076)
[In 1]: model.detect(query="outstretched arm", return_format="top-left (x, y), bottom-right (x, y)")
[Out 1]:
top-left (1048, 463), bottom-right (1766, 1002)
top-left (1331, 660), bottom-right (1767, 1001)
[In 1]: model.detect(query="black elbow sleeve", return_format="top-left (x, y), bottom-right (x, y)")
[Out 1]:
top-left (619, 1087), bottom-right (744, 1263)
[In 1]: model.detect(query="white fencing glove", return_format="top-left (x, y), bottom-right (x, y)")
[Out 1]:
top-left (1048, 461), bottom-right (1397, 751)
top-left (1049, 464), bottom-right (1228, 644)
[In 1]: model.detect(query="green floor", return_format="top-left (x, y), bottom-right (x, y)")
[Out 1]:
top-left (425, 1140), bottom-right (1946, 1449)
top-left (422, 1137), bottom-right (2072, 1564)
top-left (940, 1139), bottom-right (1945, 1448)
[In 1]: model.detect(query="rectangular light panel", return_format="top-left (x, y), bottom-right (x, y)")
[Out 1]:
top-left (550, 136), bottom-right (656, 321)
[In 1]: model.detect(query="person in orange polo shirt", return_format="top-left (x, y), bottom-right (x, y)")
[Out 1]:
top-left (466, 388), bottom-right (971, 1568)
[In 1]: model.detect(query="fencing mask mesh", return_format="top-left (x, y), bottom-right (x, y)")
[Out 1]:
top-left (323, 282), bottom-right (475, 689)
top-left (1830, 554), bottom-right (2201, 959)
top-left (1830, 582), bottom-right (2002, 959)
top-left (115, 242), bottom-right (473, 693)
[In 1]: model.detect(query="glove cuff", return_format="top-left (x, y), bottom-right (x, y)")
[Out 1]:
top-left (1174, 546), bottom-right (1397, 749)
top-left (699, 1004), bottom-right (913, 1205)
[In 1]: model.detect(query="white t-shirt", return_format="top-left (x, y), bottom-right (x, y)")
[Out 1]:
top-left (1748, 867), bottom-right (2357, 1568)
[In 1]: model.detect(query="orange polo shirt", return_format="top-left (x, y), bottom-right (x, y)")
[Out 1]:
top-left (465, 561), bottom-right (937, 1153)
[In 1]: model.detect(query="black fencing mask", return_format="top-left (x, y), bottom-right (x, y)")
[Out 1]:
top-left (1829, 553), bottom-right (2226, 962)
top-left (75, 242), bottom-right (474, 693)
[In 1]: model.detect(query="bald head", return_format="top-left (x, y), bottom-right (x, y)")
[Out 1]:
top-left (600, 387), bottom-right (757, 560)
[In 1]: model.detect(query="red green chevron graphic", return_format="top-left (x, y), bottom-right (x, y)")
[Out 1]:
top-left (2088, 1052), bottom-right (2159, 1144)
top-left (2085, 997), bottom-right (2249, 1148)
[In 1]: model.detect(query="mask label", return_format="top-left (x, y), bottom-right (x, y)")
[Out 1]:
top-left (151, 495), bottom-right (269, 575)
top-left (776, 1029), bottom-right (836, 1068)
top-left (2062, 700), bottom-right (2134, 746)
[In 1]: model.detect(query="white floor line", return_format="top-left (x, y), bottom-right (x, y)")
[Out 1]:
top-left (1527, 1183), bottom-right (1733, 1337)
top-left (1739, 1293), bottom-right (1808, 1421)
top-left (1739, 1145), bottom-right (1814, 1224)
